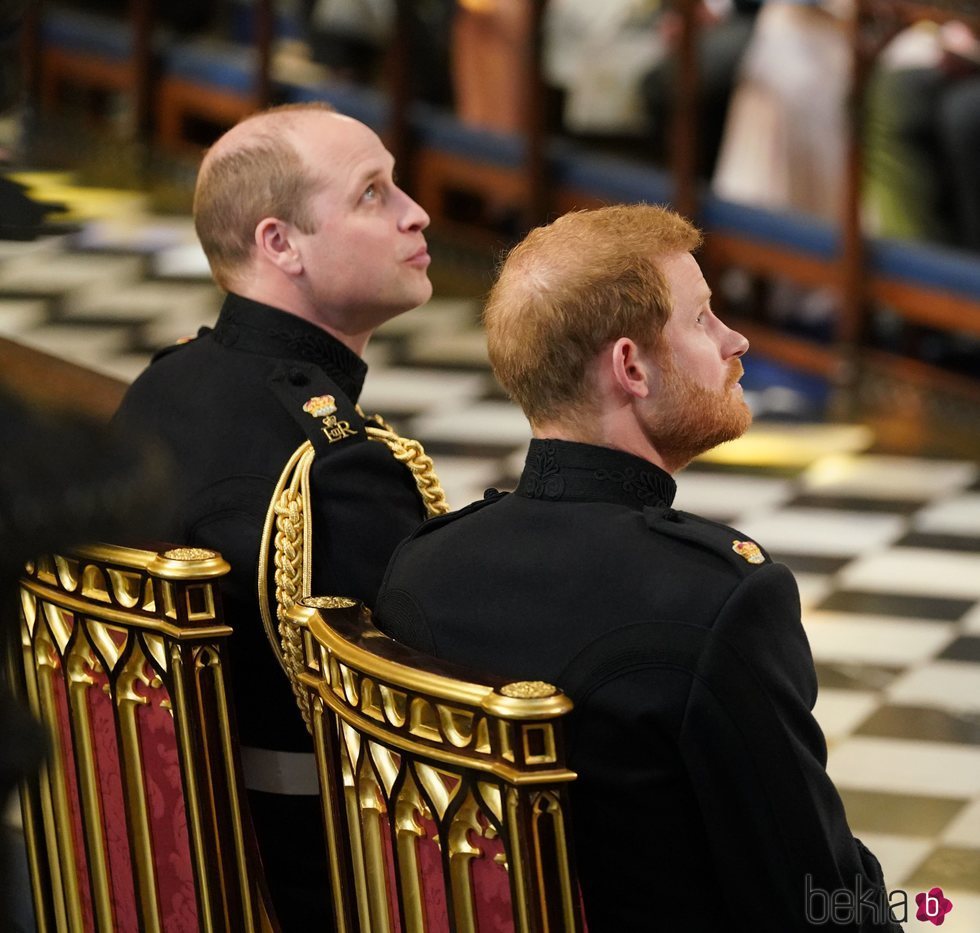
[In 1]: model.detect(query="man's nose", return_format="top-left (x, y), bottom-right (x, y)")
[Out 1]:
top-left (398, 190), bottom-right (430, 232)
top-left (725, 325), bottom-right (749, 360)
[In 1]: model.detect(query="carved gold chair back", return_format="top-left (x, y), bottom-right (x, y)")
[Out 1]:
top-left (285, 597), bottom-right (585, 933)
top-left (11, 544), bottom-right (277, 932)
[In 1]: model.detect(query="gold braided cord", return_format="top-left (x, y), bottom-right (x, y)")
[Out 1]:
top-left (364, 424), bottom-right (450, 518)
top-left (258, 442), bottom-right (316, 729)
top-left (258, 415), bottom-right (448, 729)
top-left (273, 486), bottom-right (313, 728)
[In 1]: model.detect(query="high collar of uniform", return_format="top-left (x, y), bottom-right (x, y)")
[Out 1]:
top-left (211, 293), bottom-right (368, 402)
top-left (516, 438), bottom-right (677, 509)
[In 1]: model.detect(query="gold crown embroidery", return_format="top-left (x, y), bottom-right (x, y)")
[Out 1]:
top-left (303, 395), bottom-right (337, 418)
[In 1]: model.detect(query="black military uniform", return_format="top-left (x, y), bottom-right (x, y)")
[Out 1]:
top-left (115, 293), bottom-right (427, 930)
top-left (377, 439), bottom-right (900, 933)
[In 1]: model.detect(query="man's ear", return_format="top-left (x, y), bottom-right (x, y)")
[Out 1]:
top-left (609, 337), bottom-right (655, 400)
top-left (255, 217), bottom-right (302, 275)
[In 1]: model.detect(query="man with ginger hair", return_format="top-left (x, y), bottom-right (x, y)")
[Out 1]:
top-left (377, 205), bottom-right (900, 931)
top-left (115, 103), bottom-right (436, 928)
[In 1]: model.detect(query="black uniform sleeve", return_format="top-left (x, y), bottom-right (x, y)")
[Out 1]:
top-left (679, 563), bottom-right (900, 932)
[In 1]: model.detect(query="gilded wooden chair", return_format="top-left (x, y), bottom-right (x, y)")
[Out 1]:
top-left (11, 544), bottom-right (277, 932)
top-left (277, 596), bottom-right (584, 933)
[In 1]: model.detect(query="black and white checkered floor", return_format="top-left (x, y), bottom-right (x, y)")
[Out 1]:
top-left (2, 176), bottom-right (979, 928)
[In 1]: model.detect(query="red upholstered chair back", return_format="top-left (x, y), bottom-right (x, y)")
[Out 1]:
top-left (281, 597), bottom-right (585, 933)
top-left (12, 545), bottom-right (277, 932)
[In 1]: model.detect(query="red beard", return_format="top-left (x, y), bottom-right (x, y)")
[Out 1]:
top-left (643, 358), bottom-right (752, 472)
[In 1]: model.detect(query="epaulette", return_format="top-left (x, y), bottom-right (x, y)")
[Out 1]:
top-left (409, 487), bottom-right (508, 539)
top-left (266, 360), bottom-right (367, 456)
top-left (643, 505), bottom-right (771, 575)
top-left (150, 326), bottom-right (212, 363)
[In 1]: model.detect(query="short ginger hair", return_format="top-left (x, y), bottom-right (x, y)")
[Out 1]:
top-left (484, 204), bottom-right (702, 424)
top-left (192, 102), bottom-right (336, 289)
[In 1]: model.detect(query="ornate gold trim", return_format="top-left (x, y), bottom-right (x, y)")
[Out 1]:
top-left (21, 578), bottom-right (232, 639)
top-left (500, 681), bottom-right (558, 699)
top-left (305, 608), bottom-right (574, 720)
top-left (66, 636), bottom-right (114, 929)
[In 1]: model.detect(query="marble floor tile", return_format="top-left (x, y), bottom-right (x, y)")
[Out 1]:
top-left (886, 661), bottom-right (980, 714)
top-left (412, 402), bottom-right (531, 447)
top-left (0, 234), bottom-right (65, 263)
top-left (961, 603), bottom-right (980, 635)
top-left (914, 493), bottom-right (980, 537)
top-left (786, 492), bottom-right (922, 515)
top-left (152, 242), bottom-right (212, 279)
top-left (72, 216), bottom-right (196, 253)
top-left (425, 456), bottom-right (506, 510)
top-left (905, 847), bottom-right (980, 894)
top-left (375, 298), bottom-right (477, 337)
top-left (801, 612), bottom-right (956, 666)
top-left (856, 705), bottom-right (980, 746)
top-left (802, 454), bottom-right (978, 500)
top-left (358, 368), bottom-right (487, 415)
top-left (696, 423), bottom-right (873, 469)
top-left (838, 788), bottom-right (966, 838)
top-left (65, 280), bottom-right (221, 323)
top-left (942, 796), bottom-right (980, 848)
top-left (838, 549), bottom-right (980, 601)
top-left (142, 306), bottom-right (223, 349)
top-left (795, 573), bottom-right (835, 611)
top-left (813, 688), bottom-right (880, 744)
top-left (817, 589), bottom-right (973, 621)
top-left (406, 329), bottom-right (491, 368)
top-left (828, 737), bottom-right (980, 797)
top-left (13, 324), bottom-right (128, 369)
top-left (0, 298), bottom-right (48, 335)
top-left (940, 636), bottom-right (980, 663)
top-left (850, 831), bottom-right (936, 887)
top-left (671, 472), bottom-right (794, 522)
top-left (737, 508), bottom-right (906, 557)
top-left (898, 530), bottom-right (980, 553)
top-left (775, 553), bottom-right (853, 575)
top-left (0, 251), bottom-right (143, 296)
top-left (814, 661), bottom-right (903, 692)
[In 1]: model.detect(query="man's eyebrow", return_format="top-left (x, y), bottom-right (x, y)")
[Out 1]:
top-left (350, 158), bottom-right (395, 194)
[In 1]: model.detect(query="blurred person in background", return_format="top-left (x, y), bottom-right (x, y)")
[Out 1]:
top-left (865, 19), bottom-right (980, 253)
top-left (712, 0), bottom-right (852, 220)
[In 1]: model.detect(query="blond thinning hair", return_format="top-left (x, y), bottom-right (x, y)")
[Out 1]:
top-left (193, 102), bottom-right (337, 289)
top-left (484, 204), bottom-right (702, 424)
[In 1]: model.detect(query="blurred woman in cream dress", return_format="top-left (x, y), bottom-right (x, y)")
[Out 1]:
top-left (712, 0), bottom-right (852, 220)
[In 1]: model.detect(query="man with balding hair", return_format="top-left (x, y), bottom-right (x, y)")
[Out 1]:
top-left (377, 205), bottom-right (900, 932)
top-left (116, 103), bottom-right (437, 928)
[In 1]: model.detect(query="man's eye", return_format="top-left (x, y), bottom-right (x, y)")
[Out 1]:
top-left (363, 184), bottom-right (377, 201)
top-left (696, 312), bottom-right (705, 325)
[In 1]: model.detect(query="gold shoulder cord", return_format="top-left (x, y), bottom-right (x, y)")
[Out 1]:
top-left (258, 418), bottom-right (448, 729)
top-left (362, 414), bottom-right (450, 519)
